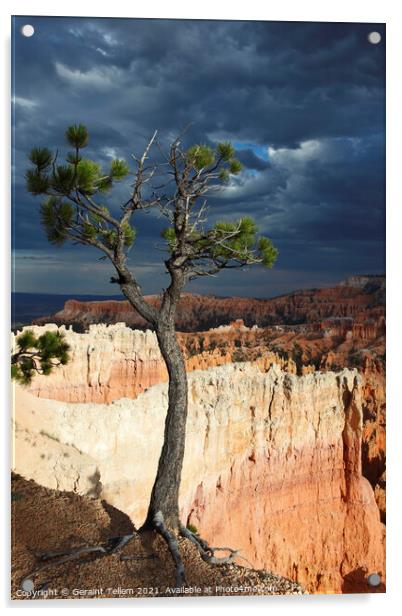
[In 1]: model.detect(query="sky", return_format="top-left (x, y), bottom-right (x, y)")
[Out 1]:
top-left (12, 17), bottom-right (386, 298)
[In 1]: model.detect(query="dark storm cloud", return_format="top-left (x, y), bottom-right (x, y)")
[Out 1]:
top-left (210, 133), bottom-right (385, 239)
top-left (12, 17), bottom-right (385, 296)
top-left (236, 149), bottom-right (270, 171)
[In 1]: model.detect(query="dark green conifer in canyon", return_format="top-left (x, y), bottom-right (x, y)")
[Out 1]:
top-left (12, 329), bottom-right (70, 384)
top-left (25, 124), bottom-right (278, 584)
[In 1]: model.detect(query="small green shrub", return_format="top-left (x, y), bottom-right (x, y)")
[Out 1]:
top-left (187, 523), bottom-right (198, 534)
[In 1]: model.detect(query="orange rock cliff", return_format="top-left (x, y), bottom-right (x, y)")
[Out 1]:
top-left (13, 279), bottom-right (385, 595)
top-left (24, 278), bottom-right (387, 526)
top-left (34, 275), bottom-right (385, 333)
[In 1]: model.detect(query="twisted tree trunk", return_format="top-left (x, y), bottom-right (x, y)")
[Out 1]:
top-left (120, 270), bottom-right (189, 535)
top-left (122, 274), bottom-right (239, 578)
top-left (141, 317), bottom-right (188, 533)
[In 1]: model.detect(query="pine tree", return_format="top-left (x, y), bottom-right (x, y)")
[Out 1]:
top-left (25, 124), bottom-right (278, 585)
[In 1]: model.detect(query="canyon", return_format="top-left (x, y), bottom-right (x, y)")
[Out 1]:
top-left (24, 290), bottom-right (387, 526)
top-left (13, 325), bottom-right (385, 593)
top-left (34, 275), bottom-right (385, 332)
top-left (11, 473), bottom-right (305, 598)
top-left (12, 276), bottom-right (385, 594)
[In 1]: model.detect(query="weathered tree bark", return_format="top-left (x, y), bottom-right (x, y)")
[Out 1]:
top-left (141, 321), bottom-right (188, 533)
top-left (120, 268), bottom-right (189, 535)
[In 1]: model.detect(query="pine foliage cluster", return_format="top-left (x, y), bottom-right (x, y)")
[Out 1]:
top-left (26, 123), bottom-right (278, 276)
top-left (26, 124), bottom-right (135, 250)
top-left (162, 215), bottom-right (278, 268)
top-left (11, 330), bottom-right (70, 385)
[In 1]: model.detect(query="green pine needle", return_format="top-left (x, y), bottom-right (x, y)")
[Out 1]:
top-left (110, 159), bottom-right (130, 180)
top-left (12, 330), bottom-right (71, 386)
top-left (187, 144), bottom-right (216, 170)
top-left (65, 124), bottom-right (89, 148)
top-left (217, 141), bottom-right (235, 162)
top-left (28, 147), bottom-right (53, 171)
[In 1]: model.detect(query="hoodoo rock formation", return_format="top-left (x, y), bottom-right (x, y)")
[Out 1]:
top-left (20, 324), bottom-right (167, 403)
top-left (13, 329), bottom-right (385, 594)
top-left (18, 315), bottom-right (386, 525)
top-left (13, 278), bottom-right (385, 594)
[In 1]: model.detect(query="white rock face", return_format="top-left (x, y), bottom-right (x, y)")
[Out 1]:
top-left (13, 361), bottom-right (359, 525)
top-left (12, 357), bottom-right (384, 593)
top-left (12, 323), bottom-right (165, 403)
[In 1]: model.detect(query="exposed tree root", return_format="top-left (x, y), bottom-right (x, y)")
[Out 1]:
top-left (20, 515), bottom-right (241, 592)
top-left (179, 523), bottom-right (240, 565)
top-left (153, 511), bottom-right (187, 587)
top-left (20, 534), bottom-right (135, 591)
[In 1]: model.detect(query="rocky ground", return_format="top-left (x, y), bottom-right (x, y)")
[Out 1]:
top-left (11, 474), bottom-right (305, 601)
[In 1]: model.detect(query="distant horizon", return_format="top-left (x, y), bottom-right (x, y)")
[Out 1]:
top-left (11, 272), bottom-right (385, 330)
top-left (12, 272), bottom-right (386, 302)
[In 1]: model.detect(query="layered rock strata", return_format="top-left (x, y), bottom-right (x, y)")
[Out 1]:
top-left (16, 322), bottom-right (386, 515)
top-left (34, 277), bottom-right (385, 332)
top-left (16, 324), bottom-right (167, 403)
top-left (13, 361), bottom-right (385, 593)
top-left (11, 475), bottom-right (305, 598)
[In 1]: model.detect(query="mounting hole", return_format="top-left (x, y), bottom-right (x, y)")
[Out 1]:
top-left (368, 31), bottom-right (381, 45)
top-left (21, 578), bottom-right (34, 592)
top-left (21, 24), bottom-right (35, 38)
top-left (367, 572), bottom-right (381, 586)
